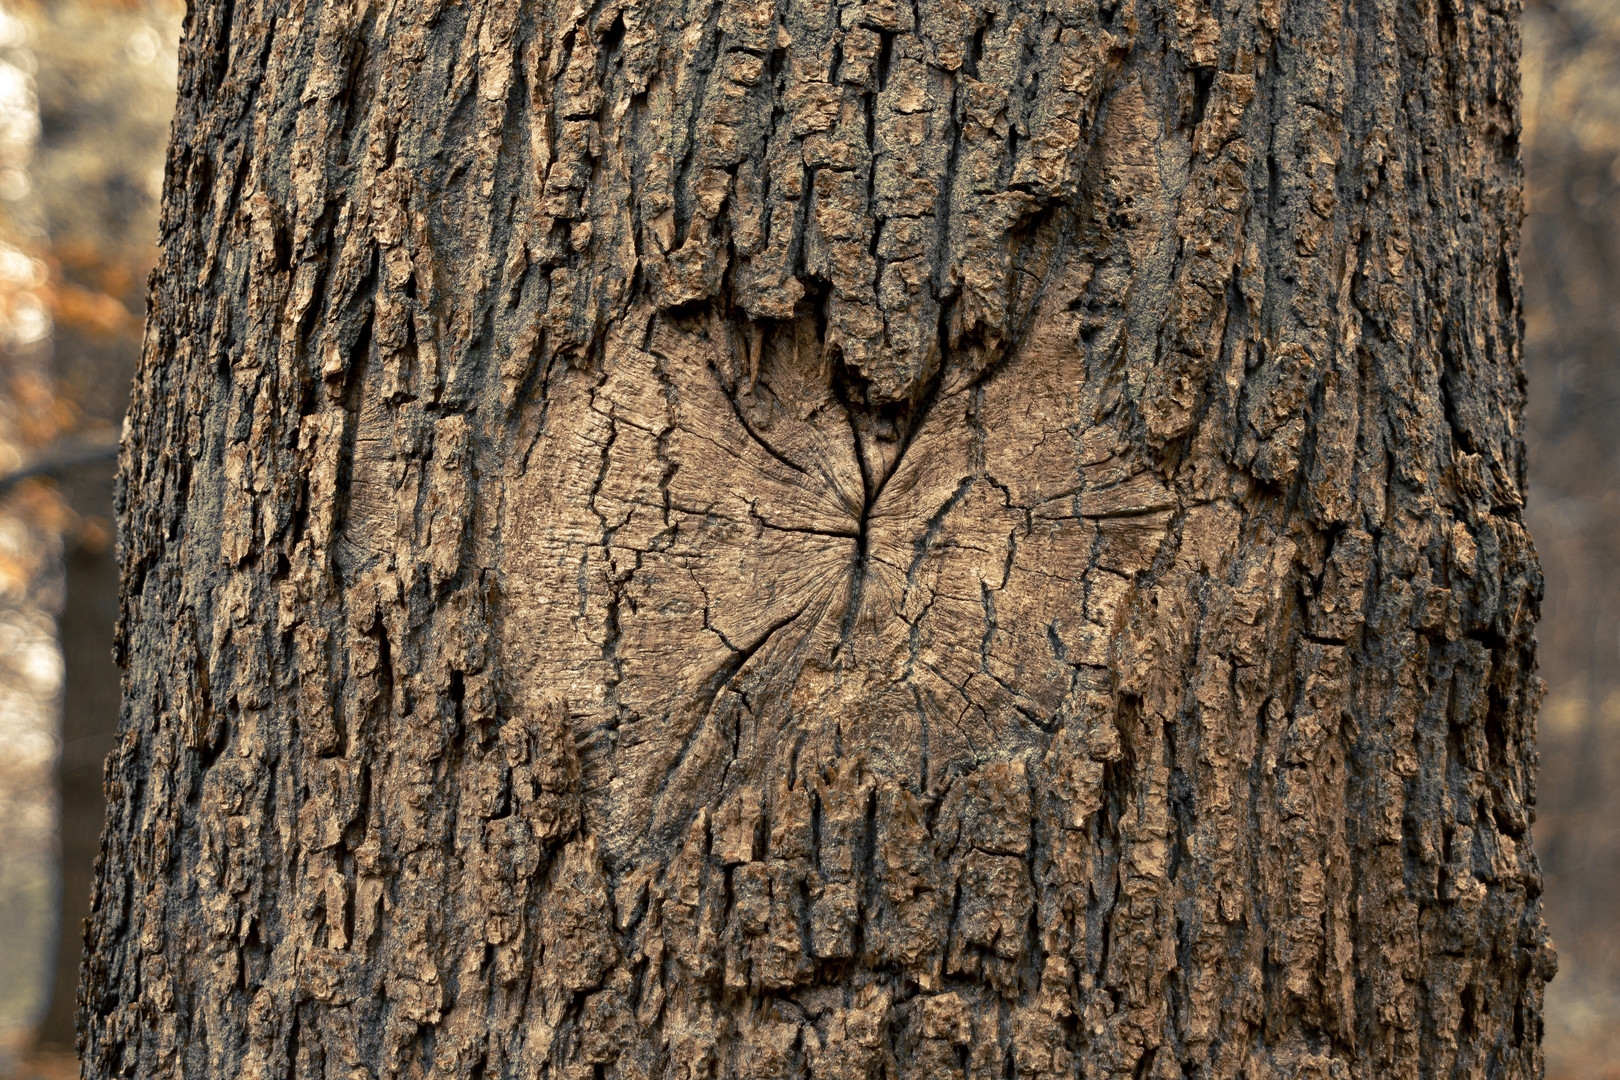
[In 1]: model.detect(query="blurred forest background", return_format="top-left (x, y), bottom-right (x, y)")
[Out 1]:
top-left (0, 0), bottom-right (1614, 1076)
top-left (1520, 0), bottom-right (1620, 1074)
top-left (0, 0), bottom-right (180, 1075)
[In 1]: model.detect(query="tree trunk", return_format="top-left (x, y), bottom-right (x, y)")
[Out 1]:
top-left (81, 0), bottom-right (1554, 1076)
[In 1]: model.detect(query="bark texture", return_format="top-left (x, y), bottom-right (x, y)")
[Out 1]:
top-left (84, 0), bottom-right (1554, 1075)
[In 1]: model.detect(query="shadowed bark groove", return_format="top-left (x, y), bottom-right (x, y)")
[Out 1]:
top-left (83, 0), bottom-right (1552, 1076)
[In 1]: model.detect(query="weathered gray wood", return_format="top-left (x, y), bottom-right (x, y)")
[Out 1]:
top-left (82, 0), bottom-right (1554, 1076)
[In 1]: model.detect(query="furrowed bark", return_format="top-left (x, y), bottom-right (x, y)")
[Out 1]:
top-left (83, 0), bottom-right (1553, 1076)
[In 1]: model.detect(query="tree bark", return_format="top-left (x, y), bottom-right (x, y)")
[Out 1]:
top-left (82, 0), bottom-right (1554, 1076)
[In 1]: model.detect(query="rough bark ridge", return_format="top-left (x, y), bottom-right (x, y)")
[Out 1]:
top-left (83, 0), bottom-right (1553, 1075)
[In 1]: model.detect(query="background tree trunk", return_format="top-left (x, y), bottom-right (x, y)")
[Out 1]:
top-left (82, 0), bottom-right (1554, 1075)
